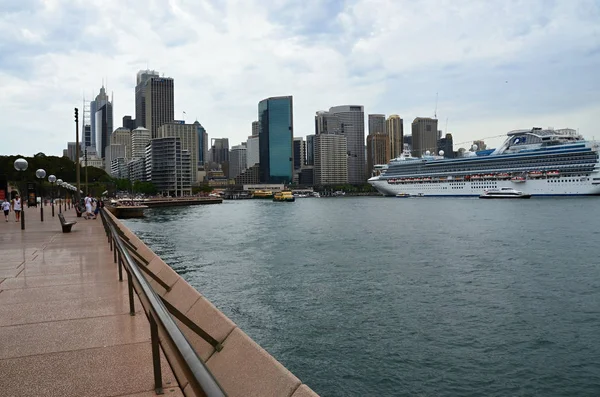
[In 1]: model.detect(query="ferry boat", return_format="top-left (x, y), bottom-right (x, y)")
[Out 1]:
top-left (273, 191), bottom-right (295, 202)
top-left (368, 127), bottom-right (600, 197)
top-left (479, 187), bottom-right (531, 199)
top-left (252, 190), bottom-right (274, 199)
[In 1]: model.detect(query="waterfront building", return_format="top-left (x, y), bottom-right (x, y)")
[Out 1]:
top-left (104, 144), bottom-right (125, 175)
top-left (193, 121), bottom-right (208, 166)
top-left (293, 137), bottom-right (306, 169)
top-left (258, 96), bottom-right (294, 184)
top-left (411, 117), bottom-right (438, 157)
top-left (437, 133), bottom-right (454, 158)
top-left (315, 111), bottom-right (342, 135)
top-left (150, 137), bottom-right (192, 196)
top-left (131, 127), bottom-right (151, 159)
top-left (230, 144), bottom-right (247, 179)
top-left (368, 114), bottom-right (386, 135)
top-left (235, 164), bottom-right (260, 184)
top-left (367, 133), bottom-right (391, 177)
top-left (314, 133), bottom-right (348, 185)
top-left (110, 157), bottom-right (129, 179)
top-left (300, 166), bottom-right (314, 186)
top-left (128, 157), bottom-right (146, 182)
top-left (135, 69), bottom-right (160, 128)
top-left (386, 115), bottom-right (404, 159)
top-left (328, 105), bottom-right (365, 184)
top-left (246, 135), bottom-right (259, 168)
top-left (252, 121), bottom-right (259, 137)
top-left (110, 127), bottom-right (132, 159)
top-left (145, 75), bottom-right (174, 138)
top-left (158, 121), bottom-right (199, 183)
top-left (306, 134), bottom-right (315, 166)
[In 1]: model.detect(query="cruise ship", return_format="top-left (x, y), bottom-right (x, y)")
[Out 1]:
top-left (368, 127), bottom-right (600, 197)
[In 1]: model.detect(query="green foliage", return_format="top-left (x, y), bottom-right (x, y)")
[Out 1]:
top-left (132, 181), bottom-right (157, 195)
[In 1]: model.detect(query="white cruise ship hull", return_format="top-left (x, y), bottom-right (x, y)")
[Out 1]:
top-left (370, 176), bottom-right (600, 197)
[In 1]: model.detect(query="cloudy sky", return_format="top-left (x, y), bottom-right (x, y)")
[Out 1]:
top-left (1, 0), bottom-right (599, 156)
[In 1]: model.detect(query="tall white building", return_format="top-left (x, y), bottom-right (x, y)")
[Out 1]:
top-left (131, 127), bottom-right (151, 159)
top-left (229, 144), bottom-right (247, 180)
top-left (328, 105), bottom-right (365, 183)
top-left (314, 134), bottom-right (348, 185)
top-left (158, 122), bottom-right (199, 184)
top-left (246, 135), bottom-right (260, 168)
top-left (110, 127), bottom-right (132, 159)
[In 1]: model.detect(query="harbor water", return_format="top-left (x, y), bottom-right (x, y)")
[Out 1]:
top-left (123, 197), bottom-right (600, 396)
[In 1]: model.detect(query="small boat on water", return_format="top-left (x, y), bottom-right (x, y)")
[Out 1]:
top-left (395, 193), bottom-right (411, 198)
top-left (273, 191), bottom-right (295, 202)
top-left (479, 187), bottom-right (531, 199)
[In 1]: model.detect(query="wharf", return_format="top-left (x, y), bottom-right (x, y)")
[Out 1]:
top-left (0, 206), bottom-right (182, 396)
top-left (142, 197), bottom-right (222, 207)
top-left (0, 205), bottom-right (319, 397)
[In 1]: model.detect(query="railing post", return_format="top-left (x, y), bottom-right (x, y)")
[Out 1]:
top-left (113, 237), bottom-right (117, 263)
top-left (150, 314), bottom-right (164, 395)
top-left (127, 271), bottom-right (135, 316)
top-left (117, 251), bottom-right (123, 282)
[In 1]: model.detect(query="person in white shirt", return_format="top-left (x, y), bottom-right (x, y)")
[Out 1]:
top-left (84, 193), bottom-right (93, 219)
top-left (2, 200), bottom-right (11, 222)
top-left (12, 195), bottom-right (21, 222)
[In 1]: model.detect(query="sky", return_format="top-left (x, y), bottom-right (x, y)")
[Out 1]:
top-left (1, 0), bottom-right (599, 156)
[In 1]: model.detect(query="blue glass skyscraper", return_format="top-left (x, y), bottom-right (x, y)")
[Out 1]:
top-left (258, 96), bottom-right (293, 184)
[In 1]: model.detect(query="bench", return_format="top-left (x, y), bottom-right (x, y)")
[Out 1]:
top-left (58, 213), bottom-right (77, 233)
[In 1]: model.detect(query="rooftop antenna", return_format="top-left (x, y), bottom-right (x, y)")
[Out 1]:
top-left (434, 92), bottom-right (438, 119)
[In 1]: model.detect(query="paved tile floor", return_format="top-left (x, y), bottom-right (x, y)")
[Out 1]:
top-left (0, 206), bottom-right (183, 397)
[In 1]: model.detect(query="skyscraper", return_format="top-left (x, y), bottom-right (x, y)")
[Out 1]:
top-left (93, 86), bottom-right (113, 158)
top-left (411, 117), bottom-right (438, 157)
top-left (145, 76), bottom-right (174, 138)
top-left (386, 115), bottom-right (404, 159)
top-left (368, 114), bottom-right (386, 135)
top-left (258, 96), bottom-right (294, 184)
top-left (83, 125), bottom-right (92, 149)
top-left (293, 137), bottom-right (305, 169)
top-left (158, 121), bottom-right (199, 184)
top-left (135, 69), bottom-right (159, 128)
top-left (110, 127), bottom-right (132, 159)
top-left (366, 133), bottom-right (390, 177)
top-left (328, 105), bottom-right (365, 184)
top-left (193, 121), bottom-right (208, 166)
top-left (122, 116), bottom-right (136, 130)
top-left (314, 134), bottom-right (348, 185)
top-left (229, 144), bottom-right (247, 179)
top-left (246, 135), bottom-right (259, 168)
top-left (315, 111), bottom-right (341, 135)
top-left (306, 135), bottom-right (315, 166)
top-left (131, 127), bottom-right (151, 159)
top-left (252, 121), bottom-right (259, 137)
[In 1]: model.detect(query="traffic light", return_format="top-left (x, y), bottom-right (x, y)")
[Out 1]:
top-left (74, 107), bottom-right (78, 122)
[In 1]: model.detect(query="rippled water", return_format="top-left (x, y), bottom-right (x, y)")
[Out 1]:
top-left (124, 197), bottom-right (600, 396)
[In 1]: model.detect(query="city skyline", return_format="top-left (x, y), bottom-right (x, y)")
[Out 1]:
top-left (1, 0), bottom-right (599, 156)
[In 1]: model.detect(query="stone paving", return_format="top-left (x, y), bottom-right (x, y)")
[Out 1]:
top-left (0, 205), bottom-right (183, 397)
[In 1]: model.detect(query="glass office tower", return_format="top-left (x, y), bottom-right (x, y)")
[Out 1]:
top-left (258, 96), bottom-right (293, 184)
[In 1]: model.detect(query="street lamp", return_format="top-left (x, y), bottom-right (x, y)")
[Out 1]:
top-left (35, 169), bottom-right (46, 222)
top-left (48, 175), bottom-right (56, 217)
top-left (14, 158), bottom-right (28, 230)
top-left (57, 179), bottom-right (63, 214)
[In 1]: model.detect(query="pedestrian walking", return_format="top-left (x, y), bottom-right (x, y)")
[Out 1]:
top-left (84, 193), bottom-right (93, 219)
top-left (12, 194), bottom-right (22, 222)
top-left (2, 200), bottom-right (11, 221)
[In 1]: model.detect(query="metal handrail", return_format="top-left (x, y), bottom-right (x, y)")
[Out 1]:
top-left (100, 209), bottom-right (226, 396)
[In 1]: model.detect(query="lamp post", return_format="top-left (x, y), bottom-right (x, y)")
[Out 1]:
top-left (48, 175), bottom-right (56, 217)
top-left (14, 158), bottom-right (28, 230)
top-left (57, 179), bottom-right (63, 214)
top-left (35, 169), bottom-right (46, 222)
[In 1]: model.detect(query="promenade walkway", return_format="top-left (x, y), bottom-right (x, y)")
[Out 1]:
top-left (0, 206), bottom-right (183, 396)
